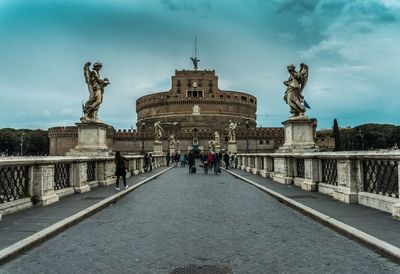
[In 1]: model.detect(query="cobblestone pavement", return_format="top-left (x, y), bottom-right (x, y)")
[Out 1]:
top-left (1, 165), bottom-right (399, 273)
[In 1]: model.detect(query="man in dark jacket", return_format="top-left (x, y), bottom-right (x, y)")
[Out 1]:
top-left (188, 151), bottom-right (196, 173)
top-left (223, 152), bottom-right (230, 169)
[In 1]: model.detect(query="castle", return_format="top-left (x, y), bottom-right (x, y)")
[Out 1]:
top-left (49, 66), bottom-right (287, 155)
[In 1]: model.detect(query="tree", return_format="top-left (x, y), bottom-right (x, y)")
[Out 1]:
top-left (0, 128), bottom-right (49, 156)
top-left (332, 118), bottom-right (341, 151)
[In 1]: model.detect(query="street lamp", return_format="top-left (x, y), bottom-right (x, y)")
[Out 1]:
top-left (245, 119), bottom-right (250, 152)
top-left (20, 132), bottom-right (25, 156)
top-left (141, 121), bottom-right (146, 155)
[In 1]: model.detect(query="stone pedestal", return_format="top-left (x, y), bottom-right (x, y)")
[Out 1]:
top-left (67, 122), bottom-right (111, 156)
top-left (227, 141), bottom-right (238, 154)
top-left (153, 141), bottom-right (163, 155)
top-left (278, 117), bottom-right (318, 152)
top-left (32, 164), bottom-right (60, 206)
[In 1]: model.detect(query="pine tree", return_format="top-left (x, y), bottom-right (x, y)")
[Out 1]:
top-left (333, 118), bottom-right (341, 151)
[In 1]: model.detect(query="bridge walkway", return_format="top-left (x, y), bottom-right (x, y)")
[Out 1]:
top-left (0, 164), bottom-right (399, 273)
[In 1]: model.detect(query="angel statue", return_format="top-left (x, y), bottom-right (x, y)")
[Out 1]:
top-left (154, 121), bottom-right (163, 141)
top-left (81, 62), bottom-right (110, 123)
top-left (190, 57), bottom-right (200, 70)
top-left (283, 63), bottom-right (309, 118)
top-left (214, 131), bottom-right (220, 146)
top-left (227, 120), bottom-right (238, 142)
top-left (169, 134), bottom-right (176, 148)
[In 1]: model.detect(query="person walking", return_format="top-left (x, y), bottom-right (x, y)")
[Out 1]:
top-left (114, 151), bottom-right (128, 191)
top-left (223, 151), bottom-right (230, 169)
top-left (188, 151), bottom-right (195, 173)
top-left (148, 153), bottom-right (153, 172)
top-left (143, 153), bottom-right (149, 172)
top-left (166, 152), bottom-right (171, 166)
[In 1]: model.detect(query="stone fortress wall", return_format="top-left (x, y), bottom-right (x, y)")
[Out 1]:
top-left (48, 126), bottom-right (285, 156)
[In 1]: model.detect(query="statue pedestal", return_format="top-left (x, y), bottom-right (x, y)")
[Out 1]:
top-left (228, 141), bottom-right (238, 153)
top-left (278, 117), bottom-right (318, 152)
top-left (153, 141), bottom-right (163, 155)
top-left (67, 122), bottom-right (111, 156)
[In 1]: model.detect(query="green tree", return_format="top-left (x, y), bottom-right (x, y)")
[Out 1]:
top-left (332, 118), bottom-right (341, 151)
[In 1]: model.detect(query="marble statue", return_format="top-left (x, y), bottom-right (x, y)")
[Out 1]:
top-left (81, 62), bottom-right (110, 123)
top-left (214, 131), bottom-right (220, 146)
top-left (154, 121), bottom-right (163, 141)
top-left (227, 120), bottom-right (238, 142)
top-left (169, 134), bottom-right (176, 148)
top-left (283, 63), bottom-right (308, 118)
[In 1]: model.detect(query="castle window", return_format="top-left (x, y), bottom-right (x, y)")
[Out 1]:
top-left (250, 99), bottom-right (254, 103)
top-left (177, 80), bottom-right (181, 87)
top-left (220, 95), bottom-right (223, 98)
top-left (208, 80), bottom-right (213, 87)
top-left (187, 90), bottom-right (203, 98)
top-left (198, 80), bottom-right (202, 87)
top-left (208, 87), bottom-right (212, 93)
top-left (241, 96), bottom-right (247, 101)
top-left (177, 87), bottom-right (181, 93)
top-left (260, 140), bottom-right (264, 144)
top-left (187, 79), bottom-right (192, 87)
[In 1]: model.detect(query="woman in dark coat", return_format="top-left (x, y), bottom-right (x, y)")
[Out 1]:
top-left (114, 151), bottom-right (128, 191)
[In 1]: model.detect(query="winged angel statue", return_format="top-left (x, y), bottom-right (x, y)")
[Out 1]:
top-left (283, 63), bottom-right (309, 118)
top-left (81, 62), bottom-right (110, 123)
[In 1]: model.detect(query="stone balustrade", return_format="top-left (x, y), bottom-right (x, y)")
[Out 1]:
top-left (235, 151), bottom-right (400, 218)
top-left (0, 155), bottom-right (167, 219)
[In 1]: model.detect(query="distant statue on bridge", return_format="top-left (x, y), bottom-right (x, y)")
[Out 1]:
top-left (154, 121), bottom-right (163, 141)
top-left (283, 63), bottom-right (309, 118)
top-left (214, 131), bottom-right (220, 146)
top-left (169, 134), bottom-right (176, 148)
top-left (227, 120), bottom-right (238, 142)
top-left (81, 62), bottom-right (110, 123)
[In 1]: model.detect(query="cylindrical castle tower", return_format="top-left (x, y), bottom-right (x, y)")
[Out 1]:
top-left (136, 69), bottom-right (257, 135)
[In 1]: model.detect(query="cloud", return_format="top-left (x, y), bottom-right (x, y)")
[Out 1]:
top-left (0, 0), bottom-right (399, 130)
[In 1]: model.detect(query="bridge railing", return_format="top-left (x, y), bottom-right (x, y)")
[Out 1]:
top-left (235, 152), bottom-right (400, 218)
top-left (0, 155), bottom-right (166, 218)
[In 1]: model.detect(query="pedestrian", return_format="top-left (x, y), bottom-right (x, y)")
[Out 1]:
top-left (188, 151), bottom-right (195, 173)
top-left (149, 153), bottom-right (153, 171)
top-left (234, 153), bottom-right (238, 169)
top-left (114, 151), bottom-right (128, 191)
top-left (180, 154), bottom-right (186, 167)
top-left (166, 152), bottom-right (170, 166)
top-left (223, 152), bottom-right (230, 169)
top-left (144, 152), bottom-right (149, 172)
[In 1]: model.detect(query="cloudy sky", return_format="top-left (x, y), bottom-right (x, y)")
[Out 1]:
top-left (0, 0), bottom-right (399, 130)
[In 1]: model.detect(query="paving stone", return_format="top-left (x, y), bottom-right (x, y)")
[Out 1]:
top-left (1, 165), bottom-right (399, 273)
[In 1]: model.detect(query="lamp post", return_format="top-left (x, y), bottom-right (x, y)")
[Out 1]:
top-left (141, 121), bottom-right (146, 155)
top-left (245, 119), bottom-right (250, 152)
top-left (20, 132), bottom-right (25, 156)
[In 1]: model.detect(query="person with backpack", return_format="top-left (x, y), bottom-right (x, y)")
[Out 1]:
top-left (114, 151), bottom-right (128, 191)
